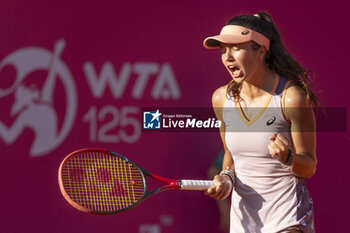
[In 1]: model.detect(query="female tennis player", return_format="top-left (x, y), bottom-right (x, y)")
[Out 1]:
top-left (204, 12), bottom-right (319, 233)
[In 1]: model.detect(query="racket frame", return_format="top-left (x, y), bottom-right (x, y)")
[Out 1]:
top-left (58, 148), bottom-right (182, 214)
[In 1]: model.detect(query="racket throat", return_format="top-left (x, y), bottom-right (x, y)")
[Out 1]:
top-left (148, 173), bottom-right (180, 189)
top-left (168, 180), bottom-right (180, 189)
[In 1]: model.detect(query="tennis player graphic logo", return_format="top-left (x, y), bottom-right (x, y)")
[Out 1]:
top-left (143, 109), bottom-right (162, 129)
top-left (0, 39), bottom-right (77, 156)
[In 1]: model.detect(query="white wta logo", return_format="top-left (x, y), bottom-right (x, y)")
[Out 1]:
top-left (0, 39), bottom-right (77, 156)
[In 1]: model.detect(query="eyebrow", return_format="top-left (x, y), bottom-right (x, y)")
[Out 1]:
top-left (220, 43), bottom-right (244, 48)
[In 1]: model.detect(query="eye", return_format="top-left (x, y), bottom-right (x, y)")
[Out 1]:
top-left (219, 46), bottom-right (226, 54)
top-left (232, 46), bottom-right (240, 51)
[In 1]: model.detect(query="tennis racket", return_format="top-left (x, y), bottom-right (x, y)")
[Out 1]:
top-left (58, 148), bottom-right (215, 214)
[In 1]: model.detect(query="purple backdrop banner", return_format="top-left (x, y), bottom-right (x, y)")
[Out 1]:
top-left (0, 0), bottom-right (349, 232)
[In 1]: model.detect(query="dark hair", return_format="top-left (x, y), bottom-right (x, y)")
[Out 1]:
top-left (226, 12), bottom-right (321, 109)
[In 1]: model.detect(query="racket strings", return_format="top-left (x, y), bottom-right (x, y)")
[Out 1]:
top-left (61, 151), bottom-right (145, 212)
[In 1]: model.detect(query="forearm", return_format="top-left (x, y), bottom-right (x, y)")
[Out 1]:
top-left (207, 149), bottom-right (234, 200)
top-left (222, 150), bottom-right (234, 172)
top-left (291, 152), bottom-right (317, 178)
top-left (220, 150), bottom-right (235, 187)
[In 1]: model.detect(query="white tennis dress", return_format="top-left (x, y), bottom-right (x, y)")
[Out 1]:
top-left (223, 76), bottom-right (314, 233)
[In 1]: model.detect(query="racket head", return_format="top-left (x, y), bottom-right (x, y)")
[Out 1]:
top-left (58, 148), bottom-right (146, 214)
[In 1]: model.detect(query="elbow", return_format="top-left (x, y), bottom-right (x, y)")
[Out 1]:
top-left (294, 152), bottom-right (317, 179)
top-left (304, 167), bottom-right (316, 179)
top-left (303, 160), bottom-right (317, 179)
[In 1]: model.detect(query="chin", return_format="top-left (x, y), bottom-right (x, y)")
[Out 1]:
top-left (231, 76), bottom-right (245, 83)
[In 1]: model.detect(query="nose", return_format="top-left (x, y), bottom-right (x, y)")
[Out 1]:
top-left (222, 47), bottom-right (234, 62)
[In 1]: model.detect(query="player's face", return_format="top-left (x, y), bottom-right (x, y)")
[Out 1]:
top-left (220, 42), bottom-right (261, 83)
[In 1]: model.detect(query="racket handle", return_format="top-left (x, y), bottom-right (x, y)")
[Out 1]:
top-left (179, 179), bottom-right (215, 190)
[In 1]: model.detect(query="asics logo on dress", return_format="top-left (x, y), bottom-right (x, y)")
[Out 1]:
top-left (266, 116), bottom-right (276, 126)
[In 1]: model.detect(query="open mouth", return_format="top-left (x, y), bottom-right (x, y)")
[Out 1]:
top-left (227, 65), bottom-right (241, 77)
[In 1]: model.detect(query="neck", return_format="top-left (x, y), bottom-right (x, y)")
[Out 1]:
top-left (240, 67), bottom-right (276, 100)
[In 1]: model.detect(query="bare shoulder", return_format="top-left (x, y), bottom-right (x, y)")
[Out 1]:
top-left (283, 82), bottom-right (315, 125)
top-left (212, 85), bottom-right (228, 108)
top-left (284, 83), bottom-right (311, 108)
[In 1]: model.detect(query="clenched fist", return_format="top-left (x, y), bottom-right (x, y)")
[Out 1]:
top-left (268, 133), bottom-right (290, 162)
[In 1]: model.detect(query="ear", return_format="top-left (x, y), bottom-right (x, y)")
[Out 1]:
top-left (258, 47), bottom-right (266, 60)
top-left (259, 47), bottom-right (265, 56)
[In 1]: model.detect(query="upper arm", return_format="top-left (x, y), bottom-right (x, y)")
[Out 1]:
top-left (212, 85), bottom-right (227, 148)
top-left (212, 85), bottom-right (226, 121)
top-left (283, 84), bottom-right (317, 163)
top-left (212, 85), bottom-right (234, 169)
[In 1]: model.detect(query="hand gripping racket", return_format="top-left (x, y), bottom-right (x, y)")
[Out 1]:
top-left (58, 148), bottom-right (215, 214)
